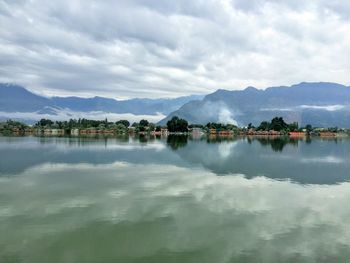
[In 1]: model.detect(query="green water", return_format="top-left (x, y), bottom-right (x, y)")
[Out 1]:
top-left (1, 135), bottom-right (350, 262)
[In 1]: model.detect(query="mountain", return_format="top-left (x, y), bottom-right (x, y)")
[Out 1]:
top-left (51, 95), bottom-right (203, 115)
top-left (0, 83), bottom-right (203, 123)
top-left (0, 84), bottom-right (53, 112)
top-left (160, 82), bottom-right (350, 127)
top-left (3, 82), bottom-right (350, 127)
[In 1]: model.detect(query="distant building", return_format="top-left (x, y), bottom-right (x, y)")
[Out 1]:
top-left (269, 130), bottom-right (282, 136)
top-left (209, 128), bottom-right (217, 134)
top-left (71, 129), bottom-right (79, 136)
top-left (319, 132), bottom-right (336, 137)
top-left (218, 130), bottom-right (233, 136)
top-left (288, 132), bottom-right (306, 137)
top-left (43, 129), bottom-right (64, 136)
top-left (128, 127), bottom-right (136, 134)
top-left (191, 128), bottom-right (203, 135)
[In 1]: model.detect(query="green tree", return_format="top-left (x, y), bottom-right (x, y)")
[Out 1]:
top-left (139, 119), bottom-right (149, 127)
top-left (257, 121), bottom-right (270, 131)
top-left (288, 122), bottom-right (299, 132)
top-left (148, 123), bottom-right (156, 132)
top-left (270, 117), bottom-right (288, 131)
top-left (305, 124), bottom-right (313, 135)
top-left (36, 119), bottom-right (54, 127)
top-left (167, 116), bottom-right (188, 132)
top-left (116, 120), bottom-right (130, 128)
top-left (115, 123), bottom-right (127, 133)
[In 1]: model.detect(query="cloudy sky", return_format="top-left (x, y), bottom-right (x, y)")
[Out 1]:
top-left (1, 0), bottom-right (350, 99)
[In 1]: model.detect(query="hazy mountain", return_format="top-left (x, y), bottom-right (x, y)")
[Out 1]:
top-left (0, 84), bottom-right (53, 112)
top-left (3, 82), bottom-right (350, 127)
top-left (51, 95), bottom-right (203, 115)
top-left (0, 83), bottom-right (203, 123)
top-left (160, 82), bottom-right (350, 127)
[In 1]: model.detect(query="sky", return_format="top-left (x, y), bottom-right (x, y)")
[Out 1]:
top-left (1, 0), bottom-right (350, 99)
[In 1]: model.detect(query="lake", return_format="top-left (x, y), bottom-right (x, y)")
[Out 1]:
top-left (1, 135), bottom-right (350, 262)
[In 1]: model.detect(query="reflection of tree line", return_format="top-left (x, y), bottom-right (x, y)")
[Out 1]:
top-left (249, 137), bottom-right (300, 152)
top-left (165, 135), bottom-right (305, 152)
top-left (165, 135), bottom-right (302, 152)
top-left (59, 134), bottom-right (341, 152)
top-left (166, 135), bottom-right (188, 150)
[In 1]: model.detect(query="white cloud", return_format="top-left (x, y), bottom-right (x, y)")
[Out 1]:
top-left (0, 0), bottom-right (350, 98)
top-left (299, 105), bottom-right (346, 111)
top-left (0, 108), bottom-right (165, 123)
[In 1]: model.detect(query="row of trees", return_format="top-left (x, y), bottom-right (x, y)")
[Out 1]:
top-left (254, 117), bottom-right (299, 132)
top-left (131, 119), bottom-right (161, 132)
top-left (1, 116), bottom-right (347, 136)
top-left (35, 118), bottom-right (164, 133)
top-left (166, 116), bottom-right (188, 132)
top-left (35, 118), bottom-right (131, 129)
top-left (0, 120), bottom-right (28, 134)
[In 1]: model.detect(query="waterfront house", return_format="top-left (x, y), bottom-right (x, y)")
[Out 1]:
top-left (289, 132), bottom-right (306, 137)
top-left (209, 128), bottom-right (217, 134)
top-left (218, 130), bottom-right (233, 136)
top-left (71, 129), bottom-right (79, 136)
top-left (43, 129), bottom-right (64, 136)
top-left (191, 127), bottom-right (204, 135)
top-left (161, 128), bottom-right (168, 134)
top-left (319, 132), bottom-right (336, 137)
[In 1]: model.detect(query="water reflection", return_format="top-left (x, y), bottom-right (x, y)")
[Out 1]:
top-left (2, 161), bottom-right (350, 262)
top-left (1, 136), bottom-right (350, 185)
top-left (167, 135), bottom-right (188, 150)
top-left (250, 137), bottom-right (299, 152)
top-left (1, 136), bottom-right (350, 262)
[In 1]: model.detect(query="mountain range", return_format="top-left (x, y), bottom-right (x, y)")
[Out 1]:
top-left (1, 82), bottom-right (350, 127)
top-left (0, 83), bottom-right (203, 123)
top-left (160, 82), bottom-right (350, 127)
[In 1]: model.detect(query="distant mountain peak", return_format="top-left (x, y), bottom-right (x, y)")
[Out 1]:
top-left (160, 81), bottom-right (350, 127)
top-left (244, 86), bottom-right (259, 92)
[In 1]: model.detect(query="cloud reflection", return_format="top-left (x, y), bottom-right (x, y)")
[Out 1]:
top-left (1, 162), bottom-right (350, 261)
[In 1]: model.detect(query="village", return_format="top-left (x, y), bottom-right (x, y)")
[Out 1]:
top-left (0, 116), bottom-right (348, 138)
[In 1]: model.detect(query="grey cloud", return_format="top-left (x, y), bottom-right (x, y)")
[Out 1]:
top-left (0, 0), bottom-right (350, 98)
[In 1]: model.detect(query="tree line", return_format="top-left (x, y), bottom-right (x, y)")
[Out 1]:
top-left (0, 116), bottom-right (346, 135)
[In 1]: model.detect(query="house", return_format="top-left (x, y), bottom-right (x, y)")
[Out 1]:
top-left (209, 128), bottom-right (217, 134)
top-left (71, 129), bottom-right (79, 136)
top-left (269, 130), bottom-right (282, 136)
top-left (11, 127), bottom-right (20, 133)
top-left (103, 129), bottom-right (115, 135)
top-left (319, 132), bottom-right (336, 137)
top-left (288, 132), bottom-right (306, 137)
top-left (161, 128), bottom-right (168, 134)
top-left (128, 127), bottom-right (136, 134)
top-left (218, 130), bottom-right (233, 136)
top-left (191, 128), bottom-right (204, 135)
top-left (43, 129), bottom-right (64, 136)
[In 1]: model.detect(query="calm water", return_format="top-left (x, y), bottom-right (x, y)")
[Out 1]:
top-left (1, 135), bottom-right (350, 262)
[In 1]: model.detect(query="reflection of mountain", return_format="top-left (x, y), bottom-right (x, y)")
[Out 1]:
top-left (1, 137), bottom-right (350, 185)
top-left (160, 82), bottom-right (350, 127)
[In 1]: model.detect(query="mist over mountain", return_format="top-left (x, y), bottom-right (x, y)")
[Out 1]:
top-left (0, 84), bottom-right (203, 123)
top-left (2, 82), bottom-right (350, 127)
top-left (160, 82), bottom-right (350, 128)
